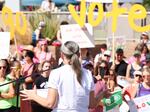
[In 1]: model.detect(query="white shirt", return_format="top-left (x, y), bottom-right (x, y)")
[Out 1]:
top-left (40, 0), bottom-right (55, 11)
top-left (48, 65), bottom-right (94, 112)
top-left (94, 53), bottom-right (103, 64)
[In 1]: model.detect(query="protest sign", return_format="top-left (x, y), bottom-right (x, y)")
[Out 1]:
top-left (0, 32), bottom-right (10, 59)
top-left (60, 23), bottom-right (95, 48)
top-left (102, 90), bottom-right (122, 111)
top-left (69, 0), bottom-right (148, 32)
top-left (128, 94), bottom-right (150, 112)
top-left (107, 35), bottom-right (126, 51)
top-left (37, 89), bottom-right (48, 98)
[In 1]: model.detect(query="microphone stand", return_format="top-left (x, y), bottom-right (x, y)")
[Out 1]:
top-left (0, 68), bottom-right (51, 112)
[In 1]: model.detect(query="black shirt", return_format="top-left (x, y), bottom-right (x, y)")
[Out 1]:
top-left (32, 75), bottom-right (52, 112)
top-left (110, 60), bottom-right (128, 77)
top-left (34, 75), bottom-right (48, 89)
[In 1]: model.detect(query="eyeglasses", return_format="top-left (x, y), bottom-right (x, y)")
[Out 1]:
top-left (0, 66), bottom-right (6, 70)
top-left (135, 74), bottom-right (142, 78)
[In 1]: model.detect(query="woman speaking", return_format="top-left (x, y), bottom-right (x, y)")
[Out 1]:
top-left (21, 41), bottom-right (110, 112)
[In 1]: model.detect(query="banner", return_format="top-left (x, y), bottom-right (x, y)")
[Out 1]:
top-left (60, 23), bottom-right (95, 48)
top-left (37, 89), bottom-right (48, 98)
top-left (128, 94), bottom-right (150, 112)
top-left (0, 32), bottom-right (10, 59)
top-left (102, 90), bottom-right (122, 111)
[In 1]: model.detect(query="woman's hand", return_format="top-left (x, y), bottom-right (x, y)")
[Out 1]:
top-left (102, 89), bottom-right (112, 98)
top-left (94, 74), bottom-right (102, 80)
top-left (20, 86), bottom-right (37, 101)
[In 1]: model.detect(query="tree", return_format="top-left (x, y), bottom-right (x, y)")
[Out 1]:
top-left (143, 0), bottom-right (150, 10)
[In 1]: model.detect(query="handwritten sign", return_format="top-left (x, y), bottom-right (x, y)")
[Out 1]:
top-left (102, 90), bottom-right (122, 111)
top-left (68, 0), bottom-right (149, 32)
top-left (0, 32), bottom-right (10, 59)
top-left (128, 94), bottom-right (150, 112)
top-left (60, 23), bottom-right (95, 48)
top-left (107, 35), bottom-right (126, 50)
top-left (37, 89), bottom-right (48, 98)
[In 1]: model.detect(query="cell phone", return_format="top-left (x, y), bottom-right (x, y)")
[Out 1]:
top-left (99, 68), bottom-right (106, 78)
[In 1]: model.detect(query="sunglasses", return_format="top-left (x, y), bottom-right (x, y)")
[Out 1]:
top-left (99, 66), bottom-right (106, 69)
top-left (41, 44), bottom-right (47, 46)
top-left (0, 66), bottom-right (6, 70)
top-left (104, 54), bottom-right (110, 57)
top-left (117, 54), bottom-right (123, 56)
top-left (135, 74), bottom-right (142, 78)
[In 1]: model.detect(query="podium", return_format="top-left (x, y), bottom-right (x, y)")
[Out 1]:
top-left (20, 96), bottom-right (32, 112)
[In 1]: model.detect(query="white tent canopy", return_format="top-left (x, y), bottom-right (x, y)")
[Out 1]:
top-left (77, 0), bottom-right (143, 3)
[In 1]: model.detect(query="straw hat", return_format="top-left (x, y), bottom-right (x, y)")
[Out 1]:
top-left (39, 40), bottom-right (48, 46)
top-left (23, 45), bottom-right (34, 52)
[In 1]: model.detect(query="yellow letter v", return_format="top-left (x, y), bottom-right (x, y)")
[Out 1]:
top-left (68, 0), bottom-right (86, 27)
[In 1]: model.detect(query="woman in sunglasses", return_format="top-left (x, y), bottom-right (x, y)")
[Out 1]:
top-left (137, 67), bottom-right (150, 97)
top-left (36, 40), bottom-right (54, 65)
top-left (0, 59), bottom-right (15, 112)
top-left (6, 60), bottom-right (22, 112)
top-left (126, 50), bottom-right (142, 83)
top-left (123, 70), bottom-right (143, 99)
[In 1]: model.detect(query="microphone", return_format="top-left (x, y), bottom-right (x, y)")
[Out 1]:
top-left (37, 68), bottom-right (51, 74)
top-left (0, 68), bottom-right (51, 87)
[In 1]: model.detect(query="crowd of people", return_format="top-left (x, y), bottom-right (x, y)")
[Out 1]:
top-left (0, 23), bottom-right (150, 112)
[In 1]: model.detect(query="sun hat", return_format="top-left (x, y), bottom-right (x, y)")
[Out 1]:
top-left (23, 45), bottom-right (34, 52)
top-left (82, 60), bottom-right (93, 68)
top-left (39, 40), bottom-right (48, 46)
top-left (103, 50), bottom-right (111, 57)
top-left (133, 50), bottom-right (141, 57)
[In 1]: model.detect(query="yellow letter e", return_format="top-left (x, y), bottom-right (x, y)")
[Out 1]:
top-left (128, 4), bottom-right (150, 32)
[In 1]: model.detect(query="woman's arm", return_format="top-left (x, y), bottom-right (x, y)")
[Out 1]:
top-left (126, 64), bottom-right (133, 83)
top-left (126, 64), bottom-right (131, 79)
top-left (89, 89), bottom-right (111, 108)
top-left (0, 83), bottom-right (15, 99)
top-left (21, 87), bottom-right (58, 109)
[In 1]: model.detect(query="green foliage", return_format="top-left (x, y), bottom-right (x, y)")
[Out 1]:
top-left (29, 12), bottom-right (60, 39)
top-left (143, 0), bottom-right (150, 10)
